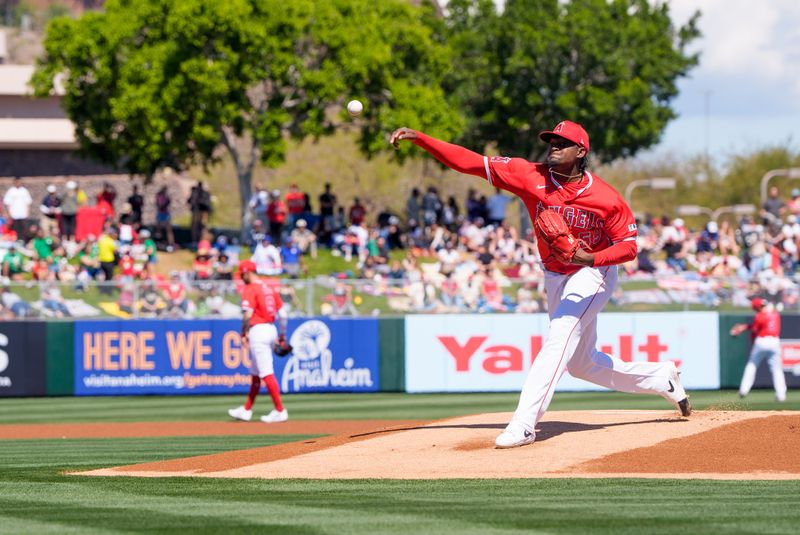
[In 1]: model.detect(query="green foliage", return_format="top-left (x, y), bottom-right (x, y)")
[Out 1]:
top-left (442, 0), bottom-right (700, 161)
top-left (32, 0), bottom-right (463, 227)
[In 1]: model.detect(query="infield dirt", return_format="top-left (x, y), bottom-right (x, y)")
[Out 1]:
top-left (30, 410), bottom-right (800, 480)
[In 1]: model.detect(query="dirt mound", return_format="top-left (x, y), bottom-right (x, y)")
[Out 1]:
top-left (75, 410), bottom-right (800, 480)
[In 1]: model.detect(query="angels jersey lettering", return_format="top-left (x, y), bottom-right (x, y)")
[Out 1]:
top-left (485, 157), bottom-right (637, 274)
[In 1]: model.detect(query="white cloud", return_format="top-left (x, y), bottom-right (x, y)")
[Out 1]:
top-left (668, 0), bottom-right (800, 90)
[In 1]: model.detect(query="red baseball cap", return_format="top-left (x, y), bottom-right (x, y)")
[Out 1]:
top-left (751, 298), bottom-right (765, 311)
top-left (539, 120), bottom-right (590, 153)
top-left (238, 260), bottom-right (257, 274)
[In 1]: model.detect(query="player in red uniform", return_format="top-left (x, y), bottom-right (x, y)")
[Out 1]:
top-left (228, 260), bottom-right (290, 423)
top-left (391, 121), bottom-right (691, 448)
top-left (730, 298), bottom-right (786, 402)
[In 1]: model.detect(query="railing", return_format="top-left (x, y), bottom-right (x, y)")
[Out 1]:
top-left (1, 271), bottom-right (794, 320)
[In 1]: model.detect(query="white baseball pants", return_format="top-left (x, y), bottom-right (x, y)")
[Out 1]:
top-left (248, 323), bottom-right (278, 378)
top-left (510, 265), bottom-right (681, 432)
top-left (739, 336), bottom-right (786, 401)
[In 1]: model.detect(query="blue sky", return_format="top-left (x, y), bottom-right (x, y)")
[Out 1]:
top-left (656, 0), bottom-right (800, 158)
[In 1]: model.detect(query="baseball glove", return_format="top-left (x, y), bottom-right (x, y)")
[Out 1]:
top-left (535, 210), bottom-right (584, 263)
top-left (273, 335), bottom-right (293, 357)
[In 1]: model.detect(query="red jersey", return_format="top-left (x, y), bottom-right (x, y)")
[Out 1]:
top-left (485, 157), bottom-right (637, 274)
top-left (285, 191), bottom-right (305, 215)
top-left (267, 200), bottom-right (287, 224)
top-left (752, 307), bottom-right (781, 338)
top-left (241, 278), bottom-right (283, 327)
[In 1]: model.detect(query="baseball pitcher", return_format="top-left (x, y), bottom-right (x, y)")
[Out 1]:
top-left (391, 120), bottom-right (691, 449)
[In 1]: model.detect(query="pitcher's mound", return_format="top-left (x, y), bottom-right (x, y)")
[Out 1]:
top-left (80, 410), bottom-right (800, 480)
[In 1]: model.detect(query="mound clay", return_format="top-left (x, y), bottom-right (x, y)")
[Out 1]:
top-left (53, 410), bottom-right (800, 480)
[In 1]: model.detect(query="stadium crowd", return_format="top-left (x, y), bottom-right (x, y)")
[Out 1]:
top-left (1, 175), bottom-right (798, 319)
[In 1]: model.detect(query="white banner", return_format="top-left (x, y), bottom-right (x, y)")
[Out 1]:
top-left (405, 312), bottom-right (719, 392)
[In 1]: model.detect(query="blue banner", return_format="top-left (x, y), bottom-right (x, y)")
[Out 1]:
top-left (74, 318), bottom-right (379, 395)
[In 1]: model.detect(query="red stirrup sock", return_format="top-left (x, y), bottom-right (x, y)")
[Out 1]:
top-left (263, 374), bottom-right (284, 411)
top-left (244, 375), bottom-right (261, 410)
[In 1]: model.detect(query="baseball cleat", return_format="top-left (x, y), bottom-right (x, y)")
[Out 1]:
top-left (677, 397), bottom-right (692, 417)
top-left (663, 363), bottom-right (691, 416)
top-left (228, 406), bottom-right (253, 421)
top-left (495, 424), bottom-right (535, 449)
top-left (261, 409), bottom-right (289, 423)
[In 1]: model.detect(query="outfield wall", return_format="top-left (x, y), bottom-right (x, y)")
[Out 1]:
top-left (2, 312), bottom-right (799, 396)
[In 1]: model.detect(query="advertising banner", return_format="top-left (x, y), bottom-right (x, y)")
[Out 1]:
top-left (0, 321), bottom-right (47, 397)
top-left (405, 312), bottom-right (719, 393)
top-left (74, 318), bottom-right (379, 395)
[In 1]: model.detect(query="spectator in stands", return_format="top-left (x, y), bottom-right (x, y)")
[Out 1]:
top-left (39, 184), bottom-right (62, 238)
top-left (117, 281), bottom-right (136, 315)
top-left (155, 186), bottom-right (175, 251)
top-left (437, 240), bottom-right (461, 276)
top-left (213, 251), bottom-right (234, 281)
top-left (281, 236), bottom-right (305, 278)
top-left (762, 186), bottom-right (785, 225)
top-left (3, 176), bottom-right (32, 241)
top-left (266, 189), bottom-right (287, 244)
top-left (385, 216), bottom-right (405, 250)
top-left (118, 203), bottom-right (135, 245)
top-left (442, 195), bottom-right (459, 231)
top-left (439, 272), bottom-right (463, 311)
top-left (788, 189), bottom-right (800, 217)
top-left (77, 238), bottom-right (101, 282)
top-left (188, 180), bottom-right (212, 245)
top-left (697, 221), bottom-right (719, 253)
top-left (487, 187), bottom-right (511, 227)
top-left (31, 226), bottom-right (54, 261)
top-left (324, 280), bottom-right (359, 316)
top-left (61, 181), bottom-right (79, 242)
top-left (248, 183), bottom-right (270, 232)
top-left (718, 219), bottom-right (740, 256)
top-left (192, 250), bottom-right (213, 280)
top-left (97, 182), bottom-right (117, 217)
top-left (406, 188), bottom-right (422, 227)
top-left (387, 259), bottom-right (405, 279)
top-left (661, 218), bottom-right (688, 272)
top-left (139, 229), bottom-right (157, 276)
top-left (164, 271), bottom-right (190, 317)
top-left (318, 182), bottom-right (337, 244)
top-left (466, 188), bottom-right (482, 221)
top-left (248, 219), bottom-right (266, 251)
top-left (285, 183), bottom-right (306, 229)
top-left (128, 184), bottom-right (144, 226)
top-left (367, 233), bottom-right (390, 265)
top-left (139, 281), bottom-right (165, 317)
top-left (290, 219), bottom-right (317, 258)
top-left (278, 281), bottom-right (302, 317)
top-left (40, 281), bottom-right (71, 317)
top-left (1, 287), bottom-right (32, 318)
top-left (421, 186), bottom-right (442, 226)
top-left (97, 226), bottom-right (118, 288)
top-left (251, 235), bottom-right (282, 275)
top-left (349, 197), bottom-right (367, 226)
top-left (2, 243), bottom-right (25, 280)
top-left (197, 229), bottom-right (213, 255)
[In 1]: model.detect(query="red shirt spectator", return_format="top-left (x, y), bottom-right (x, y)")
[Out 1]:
top-left (267, 196), bottom-right (287, 224)
top-left (193, 253), bottom-right (213, 280)
top-left (285, 184), bottom-right (305, 216)
top-left (349, 197), bottom-right (366, 225)
top-left (119, 253), bottom-right (136, 277)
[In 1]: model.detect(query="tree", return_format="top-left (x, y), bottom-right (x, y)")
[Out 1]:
top-left (32, 0), bottom-right (463, 233)
top-left (441, 0), bottom-right (701, 162)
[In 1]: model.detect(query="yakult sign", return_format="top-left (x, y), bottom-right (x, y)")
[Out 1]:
top-left (405, 312), bottom-right (719, 392)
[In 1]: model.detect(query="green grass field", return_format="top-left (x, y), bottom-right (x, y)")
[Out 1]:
top-left (1, 391), bottom-right (799, 534)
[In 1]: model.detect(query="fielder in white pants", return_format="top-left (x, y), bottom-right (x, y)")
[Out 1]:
top-left (506, 265), bottom-right (690, 445)
top-left (732, 298), bottom-right (786, 402)
top-left (739, 336), bottom-right (787, 402)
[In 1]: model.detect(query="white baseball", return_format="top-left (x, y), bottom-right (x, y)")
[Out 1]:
top-left (347, 99), bottom-right (363, 116)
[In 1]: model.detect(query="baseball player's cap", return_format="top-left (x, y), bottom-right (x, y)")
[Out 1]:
top-left (238, 260), bottom-right (257, 274)
top-left (751, 297), bottom-right (765, 311)
top-left (539, 120), bottom-right (590, 153)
